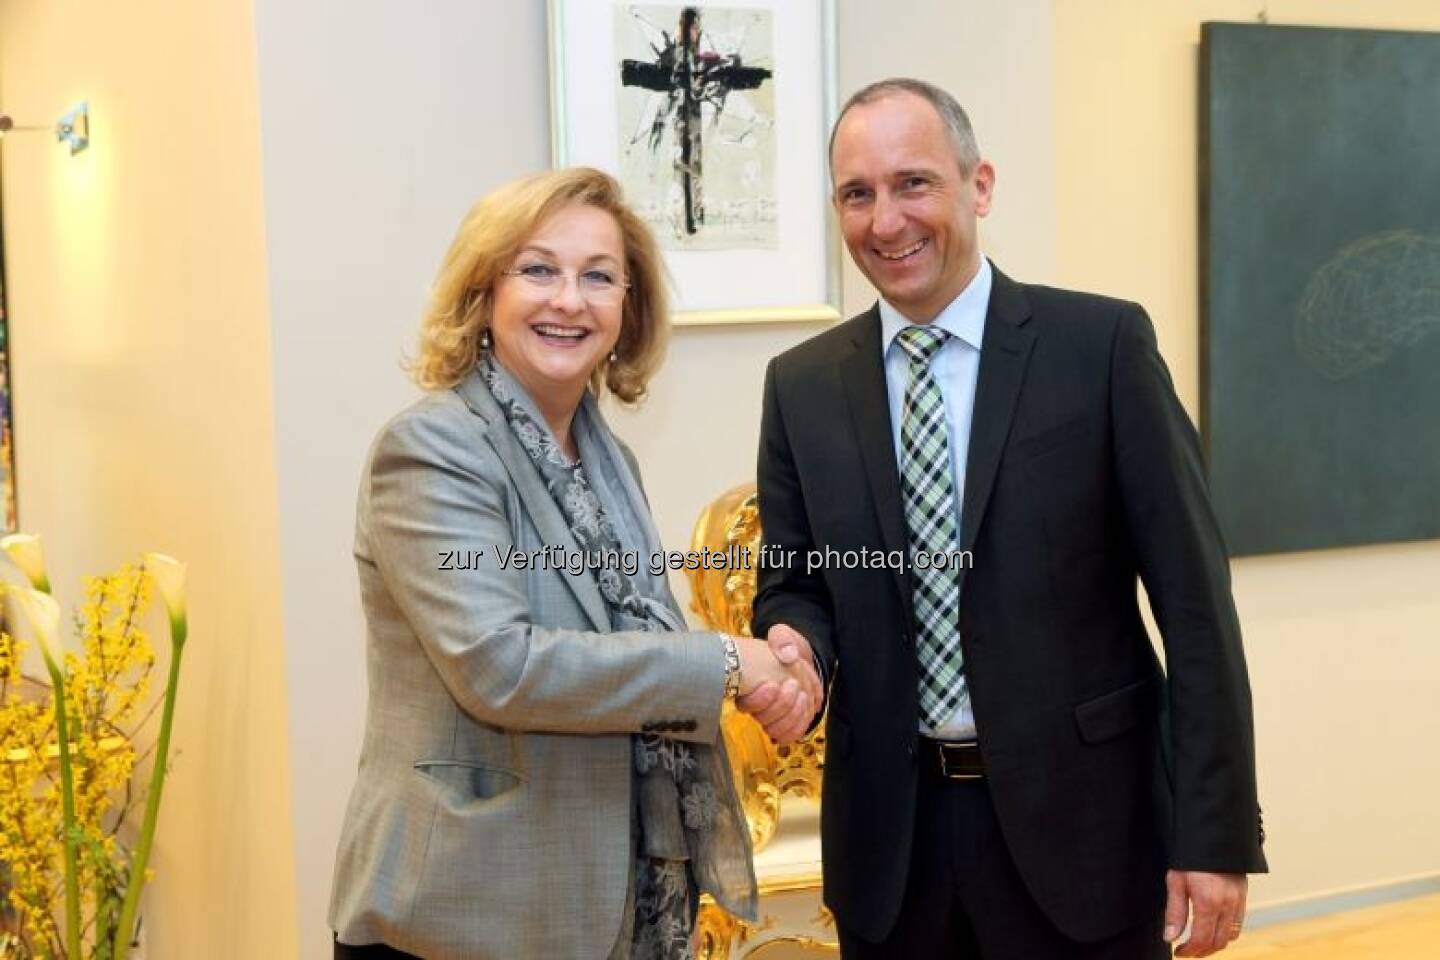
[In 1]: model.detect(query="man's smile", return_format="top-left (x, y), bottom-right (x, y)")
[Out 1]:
top-left (876, 238), bottom-right (930, 261)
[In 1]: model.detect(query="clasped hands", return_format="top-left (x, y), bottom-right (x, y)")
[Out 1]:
top-left (733, 624), bottom-right (821, 745)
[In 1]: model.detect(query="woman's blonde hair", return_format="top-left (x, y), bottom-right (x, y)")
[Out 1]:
top-left (409, 167), bottom-right (670, 403)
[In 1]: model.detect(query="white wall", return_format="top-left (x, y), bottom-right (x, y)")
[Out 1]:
top-left (610, 1), bottom-right (1057, 557)
top-left (252, 2), bottom-right (551, 955)
top-left (253, 2), bottom-right (1055, 956)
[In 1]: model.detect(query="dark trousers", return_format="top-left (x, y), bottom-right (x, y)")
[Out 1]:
top-left (334, 935), bottom-right (421, 959)
top-left (836, 772), bottom-right (1170, 960)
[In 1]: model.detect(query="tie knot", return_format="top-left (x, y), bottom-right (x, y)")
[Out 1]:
top-left (897, 324), bottom-right (949, 366)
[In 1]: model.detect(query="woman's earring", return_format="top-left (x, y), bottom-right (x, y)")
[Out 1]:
top-left (608, 349), bottom-right (618, 364)
top-left (480, 329), bottom-right (491, 351)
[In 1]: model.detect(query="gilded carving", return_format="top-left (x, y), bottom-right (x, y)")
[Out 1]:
top-left (689, 483), bottom-right (835, 956)
top-left (687, 483), bottom-right (827, 843)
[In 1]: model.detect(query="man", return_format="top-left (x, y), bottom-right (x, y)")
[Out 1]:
top-left (742, 79), bottom-right (1266, 958)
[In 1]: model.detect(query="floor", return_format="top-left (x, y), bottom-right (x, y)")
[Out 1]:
top-left (1225, 893), bottom-right (1440, 959)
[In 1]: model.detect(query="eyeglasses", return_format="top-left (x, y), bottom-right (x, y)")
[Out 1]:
top-left (501, 262), bottom-right (630, 305)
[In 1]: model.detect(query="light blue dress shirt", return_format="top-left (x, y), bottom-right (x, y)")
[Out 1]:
top-left (878, 256), bottom-right (992, 739)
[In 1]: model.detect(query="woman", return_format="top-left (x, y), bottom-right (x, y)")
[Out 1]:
top-left (328, 168), bottom-right (810, 959)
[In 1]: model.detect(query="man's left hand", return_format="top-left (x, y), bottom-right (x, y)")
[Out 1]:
top-left (1165, 870), bottom-right (1248, 957)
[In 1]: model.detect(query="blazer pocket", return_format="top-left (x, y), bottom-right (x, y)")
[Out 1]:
top-left (414, 759), bottom-right (523, 808)
top-left (1013, 416), bottom-right (1091, 460)
top-left (1073, 673), bottom-right (1163, 744)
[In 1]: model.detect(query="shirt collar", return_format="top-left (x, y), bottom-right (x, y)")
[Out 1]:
top-left (879, 255), bottom-right (992, 356)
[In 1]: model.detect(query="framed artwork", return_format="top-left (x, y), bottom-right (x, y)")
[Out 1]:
top-left (548, 0), bottom-right (840, 325)
top-left (0, 181), bottom-right (15, 533)
top-left (1200, 23), bottom-right (1440, 555)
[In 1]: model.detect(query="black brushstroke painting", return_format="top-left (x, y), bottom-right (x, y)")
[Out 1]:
top-left (620, 6), bottom-right (773, 237)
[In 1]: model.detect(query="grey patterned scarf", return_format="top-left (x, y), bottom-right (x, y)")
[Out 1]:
top-left (481, 357), bottom-right (755, 959)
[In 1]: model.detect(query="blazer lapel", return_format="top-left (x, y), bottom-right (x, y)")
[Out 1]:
top-left (455, 371), bottom-right (612, 632)
top-left (960, 267), bottom-right (1036, 554)
top-left (839, 308), bottom-right (912, 606)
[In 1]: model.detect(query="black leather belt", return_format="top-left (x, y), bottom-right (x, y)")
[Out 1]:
top-left (918, 736), bottom-right (985, 780)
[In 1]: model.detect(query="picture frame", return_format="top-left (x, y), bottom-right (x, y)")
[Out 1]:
top-left (548, 0), bottom-right (841, 326)
top-left (1200, 23), bottom-right (1440, 555)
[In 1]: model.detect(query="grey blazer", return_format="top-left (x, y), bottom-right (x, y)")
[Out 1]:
top-left (328, 370), bottom-right (733, 960)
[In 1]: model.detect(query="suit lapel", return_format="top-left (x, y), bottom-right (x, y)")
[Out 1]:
top-left (839, 308), bottom-right (912, 606)
top-left (455, 372), bottom-right (612, 632)
top-left (960, 267), bottom-right (1036, 554)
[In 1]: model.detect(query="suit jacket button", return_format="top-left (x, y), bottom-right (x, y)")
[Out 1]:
top-left (905, 740), bottom-right (916, 760)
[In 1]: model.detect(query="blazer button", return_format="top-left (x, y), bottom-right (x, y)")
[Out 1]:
top-left (905, 740), bottom-right (917, 760)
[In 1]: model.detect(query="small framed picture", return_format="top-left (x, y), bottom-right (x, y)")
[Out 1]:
top-left (549, 0), bottom-right (840, 325)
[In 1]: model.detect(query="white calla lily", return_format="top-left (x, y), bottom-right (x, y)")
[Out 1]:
top-left (1, 533), bottom-right (51, 593)
top-left (116, 552), bottom-right (191, 959)
top-left (9, 586), bottom-right (63, 673)
top-left (142, 552), bottom-right (187, 644)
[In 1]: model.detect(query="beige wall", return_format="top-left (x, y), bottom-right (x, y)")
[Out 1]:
top-left (1054, 0), bottom-right (1440, 908)
top-left (0, 0), bottom-right (298, 956)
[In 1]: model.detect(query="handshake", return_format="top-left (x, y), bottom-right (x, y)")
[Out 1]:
top-left (732, 624), bottom-right (822, 745)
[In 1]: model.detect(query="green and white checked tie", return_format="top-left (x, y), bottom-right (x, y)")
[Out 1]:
top-left (896, 325), bottom-right (968, 729)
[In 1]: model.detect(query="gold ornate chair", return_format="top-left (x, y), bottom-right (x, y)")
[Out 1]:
top-left (687, 483), bottom-right (838, 959)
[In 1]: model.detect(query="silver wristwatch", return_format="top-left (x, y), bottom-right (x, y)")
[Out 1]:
top-left (721, 634), bottom-right (742, 700)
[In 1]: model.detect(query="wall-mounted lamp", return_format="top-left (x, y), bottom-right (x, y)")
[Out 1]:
top-left (0, 102), bottom-right (91, 155)
top-left (56, 103), bottom-right (89, 154)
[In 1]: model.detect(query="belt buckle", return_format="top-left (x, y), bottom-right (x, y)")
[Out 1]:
top-left (937, 741), bottom-right (982, 781)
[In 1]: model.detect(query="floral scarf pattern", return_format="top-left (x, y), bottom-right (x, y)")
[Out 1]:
top-left (481, 357), bottom-right (738, 959)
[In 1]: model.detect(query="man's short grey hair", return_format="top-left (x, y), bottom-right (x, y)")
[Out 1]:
top-left (828, 77), bottom-right (982, 177)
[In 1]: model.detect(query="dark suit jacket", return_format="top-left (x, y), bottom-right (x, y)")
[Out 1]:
top-left (752, 265), bottom-right (1266, 945)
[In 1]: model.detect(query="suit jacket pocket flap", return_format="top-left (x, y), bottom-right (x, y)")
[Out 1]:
top-left (414, 760), bottom-right (523, 806)
top-left (1073, 673), bottom-right (1162, 744)
top-left (1013, 416), bottom-right (1090, 460)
